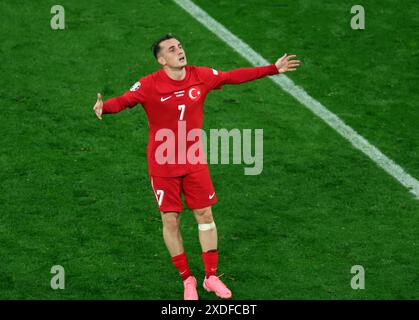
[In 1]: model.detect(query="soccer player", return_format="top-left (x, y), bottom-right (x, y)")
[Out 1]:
top-left (92, 34), bottom-right (300, 300)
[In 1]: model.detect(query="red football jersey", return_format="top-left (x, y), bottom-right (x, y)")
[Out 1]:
top-left (102, 64), bottom-right (279, 177)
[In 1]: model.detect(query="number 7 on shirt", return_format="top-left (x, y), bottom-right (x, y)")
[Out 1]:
top-left (178, 104), bottom-right (186, 121)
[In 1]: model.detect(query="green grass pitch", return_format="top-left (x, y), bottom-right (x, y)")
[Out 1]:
top-left (1, 0), bottom-right (419, 299)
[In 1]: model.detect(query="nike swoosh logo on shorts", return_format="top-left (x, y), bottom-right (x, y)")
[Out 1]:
top-left (209, 192), bottom-right (215, 199)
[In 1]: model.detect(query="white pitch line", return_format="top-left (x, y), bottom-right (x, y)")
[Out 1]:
top-left (174, 0), bottom-right (419, 199)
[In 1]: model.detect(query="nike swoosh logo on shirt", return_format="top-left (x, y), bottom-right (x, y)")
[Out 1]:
top-left (209, 192), bottom-right (215, 200)
top-left (160, 96), bottom-right (172, 102)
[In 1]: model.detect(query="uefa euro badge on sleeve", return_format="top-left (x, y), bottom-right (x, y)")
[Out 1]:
top-left (130, 81), bottom-right (141, 92)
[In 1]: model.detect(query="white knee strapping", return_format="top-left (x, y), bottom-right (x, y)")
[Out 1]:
top-left (198, 221), bottom-right (216, 231)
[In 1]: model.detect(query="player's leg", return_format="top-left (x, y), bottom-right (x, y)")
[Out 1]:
top-left (192, 206), bottom-right (231, 299)
top-left (151, 176), bottom-right (184, 256)
top-left (193, 206), bottom-right (217, 253)
top-left (151, 176), bottom-right (198, 300)
top-left (183, 168), bottom-right (232, 299)
top-left (182, 167), bottom-right (218, 266)
top-left (161, 211), bottom-right (184, 257)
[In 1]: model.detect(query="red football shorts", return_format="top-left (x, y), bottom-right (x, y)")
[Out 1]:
top-left (150, 166), bottom-right (217, 212)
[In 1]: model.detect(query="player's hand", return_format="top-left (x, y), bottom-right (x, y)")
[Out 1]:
top-left (93, 93), bottom-right (103, 120)
top-left (275, 54), bottom-right (300, 73)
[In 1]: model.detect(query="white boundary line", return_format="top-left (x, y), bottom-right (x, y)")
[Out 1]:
top-left (174, 0), bottom-right (419, 200)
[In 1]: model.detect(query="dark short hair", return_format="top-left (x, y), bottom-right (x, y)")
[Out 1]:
top-left (151, 34), bottom-right (181, 59)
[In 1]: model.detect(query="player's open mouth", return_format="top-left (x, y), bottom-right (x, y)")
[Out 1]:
top-left (179, 57), bottom-right (185, 62)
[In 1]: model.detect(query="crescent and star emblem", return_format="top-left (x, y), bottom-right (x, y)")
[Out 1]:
top-left (188, 87), bottom-right (201, 100)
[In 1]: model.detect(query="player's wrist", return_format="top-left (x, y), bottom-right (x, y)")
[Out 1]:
top-left (271, 63), bottom-right (281, 74)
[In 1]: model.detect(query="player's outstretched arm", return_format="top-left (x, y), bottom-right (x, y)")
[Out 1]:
top-left (211, 54), bottom-right (301, 88)
top-left (92, 88), bottom-right (142, 119)
top-left (275, 54), bottom-right (300, 73)
top-left (93, 93), bottom-right (103, 120)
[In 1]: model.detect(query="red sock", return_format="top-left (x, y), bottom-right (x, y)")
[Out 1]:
top-left (171, 252), bottom-right (192, 281)
top-left (202, 249), bottom-right (218, 278)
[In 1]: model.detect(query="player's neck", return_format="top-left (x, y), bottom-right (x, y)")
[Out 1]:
top-left (163, 66), bottom-right (186, 81)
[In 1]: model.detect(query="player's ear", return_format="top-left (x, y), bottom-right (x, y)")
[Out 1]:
top-left (157, 55), bottom-right (166, 66)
